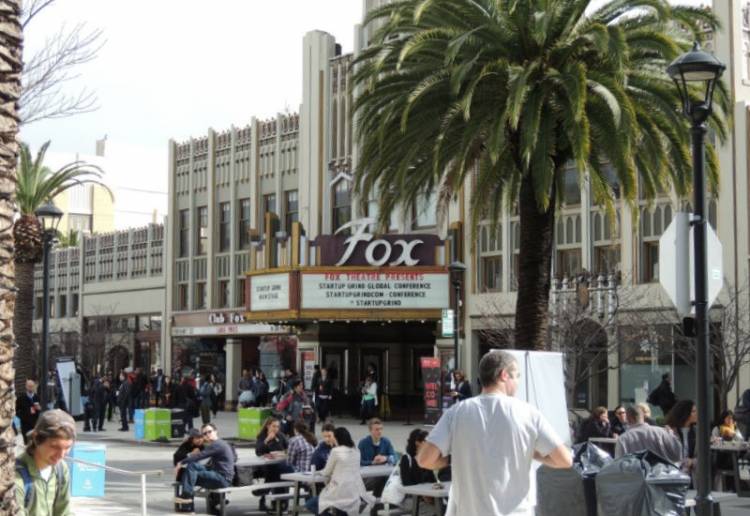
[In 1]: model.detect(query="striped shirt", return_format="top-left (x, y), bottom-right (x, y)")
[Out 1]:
top-left (287, 435), bottom-right (315, 472)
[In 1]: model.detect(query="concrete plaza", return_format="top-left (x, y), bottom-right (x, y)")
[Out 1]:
top-left (64, 411), bottom-right (750, 515)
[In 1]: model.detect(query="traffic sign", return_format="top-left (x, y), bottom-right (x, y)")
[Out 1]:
top-left (659, 212), bottom-right (722, 316)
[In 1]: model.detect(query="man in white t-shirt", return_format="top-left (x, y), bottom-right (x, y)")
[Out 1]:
top-left (418, 350), bottom-right (572, 516)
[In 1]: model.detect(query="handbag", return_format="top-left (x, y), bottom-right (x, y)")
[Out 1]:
top-left (381, 455), bottom-right (409, 506)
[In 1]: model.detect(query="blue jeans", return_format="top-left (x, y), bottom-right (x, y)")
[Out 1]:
top-left (180, 462), bottom-right (230, 497)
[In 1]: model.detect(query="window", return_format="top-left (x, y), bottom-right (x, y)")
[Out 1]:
top-left (562, 167), bottom-right (581, 205)
top-left (196, 207), bottom-right (208, 255)
top-left (218, 280), bottom-right (230, 308)
top-left (34, 296), bottom-right (43, 319)
top-left (413, 192), bottom-right (437, 228)
top-left (68, 213), bottom-right (92, 233)
top-left (239, 198), bottom-right (251, 249)
top-left (556, 248), bottom-right (582, 278)
top-left (284, 190), bottom-right (298, 233)
top-left (179, 209), bottom-right (189, 257)
top-left (71, 294), bottom-right (79, 317)
top-left (49, 296), bottom-right (55, 318)
top-left (59, 294), bottom-right (67, 318)
top-left (264, 194), bottom-right (277, 215)
top-left (510, 222), bottom-right (520, 291)
top-left (642, 241), bottom-right (659, 283)
top-left (219, 202), bottom-right (230, 252)
top-left (237, 278), bottom-right (246, 307)
top-left (594, 245), bottom-right (621, 275)
top-left (478, 224), bottom-right (502, 292)
top-left (178, 284), bottom-right (188, 311)
top-left (332, 180), bottom-right (351, 233)
top-left (195, 282), bottom-right (207, 310)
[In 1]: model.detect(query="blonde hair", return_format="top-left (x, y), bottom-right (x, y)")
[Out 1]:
top-left (28, 409), bottom-right (76, 456)
top-left (637, 402), bottom-right (652, 417)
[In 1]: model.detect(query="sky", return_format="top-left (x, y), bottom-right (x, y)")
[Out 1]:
top-left (17, 0), bottom-right (709, 225)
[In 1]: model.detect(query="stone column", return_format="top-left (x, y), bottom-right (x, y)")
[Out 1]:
top-left (225, 338), bottom-right (242, 410)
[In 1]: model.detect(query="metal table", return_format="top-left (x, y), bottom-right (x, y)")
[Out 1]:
top-left (399, 481), bottom-right (451, 516)
top-left (281, 464), bottom-right (395, 515)
top-left (711, 442), bottom-right (750, 497)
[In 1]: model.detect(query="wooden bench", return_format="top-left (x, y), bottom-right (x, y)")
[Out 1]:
top-left (685, 491), bottom-right (738, 516)
top-left (189, 480), bottom-right (295, 515)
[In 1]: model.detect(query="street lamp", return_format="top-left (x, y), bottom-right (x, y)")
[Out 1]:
top-left (35, 200), bottom-right (63, 410)
top-left (448, 261), bottom-right (466, 372)
top-left (667, 42), bottom-right (725, 516)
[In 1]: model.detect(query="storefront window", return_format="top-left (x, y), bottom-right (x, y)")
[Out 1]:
top-left (259, 335), bottom-right (298, 392)
top-left (171, 338), bottom-right (226, 385)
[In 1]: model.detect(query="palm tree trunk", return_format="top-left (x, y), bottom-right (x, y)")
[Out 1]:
top-left (515, 174), bottom-right (556, 351)
top-left (14, 261), bottom-right (36, 389)
top-left (0, 0), bottom-right (23, 512)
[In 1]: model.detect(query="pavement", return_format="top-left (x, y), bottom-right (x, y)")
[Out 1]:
top-left (63, 410), bottom-right (750, 515)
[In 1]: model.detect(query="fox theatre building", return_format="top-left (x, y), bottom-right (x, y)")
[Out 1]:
top-left (244, 219), bottom-right (457, 417)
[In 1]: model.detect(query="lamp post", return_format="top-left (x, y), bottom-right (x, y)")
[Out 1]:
top-left (448, 261), bottom-right (466, 372)
top-left (667, 42), bottom-right (725, 516)
top-left (35, 201), bottom-right (63, 411)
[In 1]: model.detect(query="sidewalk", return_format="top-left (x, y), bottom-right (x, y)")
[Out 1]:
top-left (74, 409), bottom-right (426, 450)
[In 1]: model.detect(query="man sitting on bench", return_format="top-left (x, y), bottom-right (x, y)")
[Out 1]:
top-left (175, 423), bottom-right (237, 504)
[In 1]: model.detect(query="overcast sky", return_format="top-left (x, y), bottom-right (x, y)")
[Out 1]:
top-left (18, 0), bottom-right (709, 198)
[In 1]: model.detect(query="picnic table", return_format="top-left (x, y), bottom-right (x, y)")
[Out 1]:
top-left (399, 481), bottom-right (451, 516)
top-left (711, 442), bottom-right (750, 497)
top-left (281, 464), bottom-right (394, 515)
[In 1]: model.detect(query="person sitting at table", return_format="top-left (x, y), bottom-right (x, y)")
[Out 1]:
top-left (397, 429), bottom-right (451, 515)
top-left (712, 410), bottom-right (744, 442)
top-left (615, 406), bottom-right (681, 463)
top-left (288, 420), bottom-right (317, 472)
top-left (576, 406), bottom-right (612, 444)
top-left (255, 416), bottom-right (294, 512)
top-left (305, 427), bottom-right (375, 516)
top-left (173, 428), bottom-right (204, 466)
top-left (610, 405), bottom-right (628, 437)
top-left (637, 403), bottom-right (657, 425)
top-left (358, 418), bottom-right (397, 497)
top-left (311, 423), bottom-right (337, 471)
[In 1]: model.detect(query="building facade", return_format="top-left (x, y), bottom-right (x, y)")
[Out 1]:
top-left (162, 0), bottom-right (750, 415)
top-left (33, 224), bottom-right (168, 376)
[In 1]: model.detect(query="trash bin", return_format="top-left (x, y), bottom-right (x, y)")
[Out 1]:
top-left (237, 407), bottom-right (272, 440)
top-left (595, 451), bottom-right (691, 516)
top-left (537, 442), bottom-right (611, 516)
top-left (171, 409), bottom-right (186, 439)
top-left (134, 408), bottom-right (171, 441)
top-left (69, 442), bottom-right (106, 497)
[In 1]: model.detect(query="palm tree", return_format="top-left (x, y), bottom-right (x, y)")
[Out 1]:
top-left (0, 0), bottom-right (23, 510)
top-left (352, 0), bottom-right (729, 351)
top-left (13, 141), bottom-right (111, 388)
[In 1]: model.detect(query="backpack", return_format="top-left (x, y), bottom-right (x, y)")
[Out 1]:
top-left (16, 459), bottom-right (65, 509)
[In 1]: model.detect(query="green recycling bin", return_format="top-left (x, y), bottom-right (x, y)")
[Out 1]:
top-left (238, 408), bottom-right (272, 440)
top-left (140, 408), bottom-right (171, 441)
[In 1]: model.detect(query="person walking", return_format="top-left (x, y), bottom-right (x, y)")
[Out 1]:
top-left (449, 370), bottom-right (473, 404)
top-left (198, 376), bottom-right (215, 425)
top-left (315, 368), bottom-right (334, 423)
top-left (359, 375), bottom-right (377, 424)
top-left (117, 372), bottom-right (132, 432)
top-left (418, 350), bottom-right (572, 516)
top-left (152, 368), bottom-right (165, 407)
top-left (16, 379), bottom-right (42, 445)
top-left (176, 376), bottom-right (198, 432)
top-left (648, 373), bottom-right (678, 416)
top-left (211, 374), bottom-right (223, 415)
top-left (15, 409), bottom-right (76, 515)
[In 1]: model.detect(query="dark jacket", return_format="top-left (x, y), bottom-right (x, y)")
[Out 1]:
top-left (176, 381), bottom-right (198, 413)
top-left (173, 441), bottom-right (205, 466)
top-left (648, 380), bottom-right (677, 414)
top-left (16, 392), bottom-right (40, 430)
top-left (255, 431), bottom-right (288, 456)
top-left (90, 379), bottom-right (108, 408)
top-left (577, 418), bottom-right (612, 443)
top-left (310, 442), bottom-right (333, 471)
top-left (453, 380), bottom-right (473, 402)
top-left (399, 453), bottom-right (433, 486)
top-left (610, 417), bottom-right (627, 437)
top-left (180, 439), bottom-right (236, 483)
top-left (117, 380), bottom-right (132, 408)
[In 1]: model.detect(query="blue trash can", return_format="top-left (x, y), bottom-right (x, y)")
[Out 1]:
top-left (134, 409), bottom-right (145, 440)
top-left (69, 442), bottom-right (106, 497)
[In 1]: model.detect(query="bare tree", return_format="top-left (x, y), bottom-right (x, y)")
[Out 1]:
top-left (20, 0), bottom-right (104, 125)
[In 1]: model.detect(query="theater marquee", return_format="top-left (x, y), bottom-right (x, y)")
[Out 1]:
top-left (300, 270), bottom-right (448, 310)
